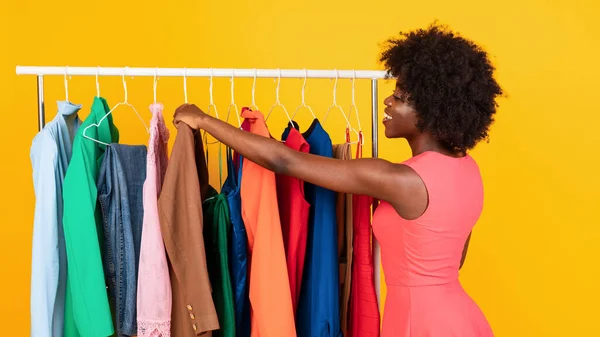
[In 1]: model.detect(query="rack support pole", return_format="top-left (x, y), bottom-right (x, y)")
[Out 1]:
top-left (37, 75), bottom-right (45, 131)
top-left (371, 79), bottom-right (382, 309)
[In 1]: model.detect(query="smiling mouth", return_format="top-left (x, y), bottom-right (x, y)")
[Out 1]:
top-left (383, 112), bottom-right (393, 123)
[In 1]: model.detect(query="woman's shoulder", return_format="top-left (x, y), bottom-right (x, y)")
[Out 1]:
top-left (402, 151), bottom-right (476, 168)
top-left (400, 151), bottom-right (481, 186)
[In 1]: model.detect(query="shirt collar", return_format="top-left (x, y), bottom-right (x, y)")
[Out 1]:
top-left (57, 100), bottom-right (82, 116)
top-left (54, 101), bottom-right (82, 159)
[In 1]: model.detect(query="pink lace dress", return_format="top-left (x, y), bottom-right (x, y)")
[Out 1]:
top-left (137, 103), bottom-right (172, 337)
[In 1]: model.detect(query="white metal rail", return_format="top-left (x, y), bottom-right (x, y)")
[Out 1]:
top-left (16, 66), bottom-right (387, 79)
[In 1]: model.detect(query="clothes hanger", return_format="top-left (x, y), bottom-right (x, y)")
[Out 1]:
top-left (180, 67), bottom-right (198, 131)
top-left (60, 66), bottom-right (80, 122)
top-left (64, 66), bottom-right (70, 102)
top-left (151, 67), bottom-right (167, 122)
top-left (205, 68), bottom-right (222, 145)
top-left (347, 69), bottom-right (363, 146)
top-left (153, 67), bottom-right (158, 104)
top-left (322, 69), bottom-right (359, 143)
top-left (291, 68), bottom-right (316, 121)
top-left (265, 68), bottom-right (293, 125)
top-left (208, 68), bottom-right (220, 120)
top-left (248, 68), bottom-right (259, 111)
top-left (225, 69), bottom-right (242, 128)
top-left (59, 66), bottom-right (80, 138)
top-left (183, 67), bottom-right (188, 104)
top-left (183, 66), bottom-right (202, 138)
top-left (95, 66), bottom-right (100, 98)
top-left (220, 70), bottom-right (242, 189)
top-left (199, 69), bottom-right (224, 188)
top-left (82, 66), bottom-right (149, 146)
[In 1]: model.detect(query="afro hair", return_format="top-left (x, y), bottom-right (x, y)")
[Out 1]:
top-left (379, 22), bottom-right (503, 153)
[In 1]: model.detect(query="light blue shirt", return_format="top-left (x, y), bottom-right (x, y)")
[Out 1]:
top-left (30, 101), bottom-right (81, 337)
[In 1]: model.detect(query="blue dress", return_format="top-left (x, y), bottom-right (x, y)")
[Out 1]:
top-left (284, 119), bottom-right (342, 337)
top-left (222, 147), bottom-right (251, 337)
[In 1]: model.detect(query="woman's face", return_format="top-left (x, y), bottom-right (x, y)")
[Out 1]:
top-left (382, 83), bottom-right (419, 139)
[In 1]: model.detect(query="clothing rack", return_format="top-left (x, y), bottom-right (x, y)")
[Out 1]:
top-left (16, 65), bottom-right (386, 309)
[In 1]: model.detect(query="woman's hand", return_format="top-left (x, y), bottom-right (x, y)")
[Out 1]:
top-left (173, 103), bottom-right (207, 129)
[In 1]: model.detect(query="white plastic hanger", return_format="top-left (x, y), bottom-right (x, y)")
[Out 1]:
top-left (322, 69), bottom-right (359, 142)
top-left (207, 68), bottom-right (220, 119)
top-left (265, 68), bottom-right (293, 125)
top-left (95, 66), bottom-right (101, 98)
top-left (201, 68), bottom-right (224, 185)
top-left (183, 67), bottom-right (188, 103)
top-left (153, 67), bottom-right (158, 104)
top-left (348, 70), bottom-right (363, 145)
top-left (83, 67), bottom-right (149, 146)
top-left (225, 69), bottom-right (242, 128)
top-left (64, 66), bottom-right (70, 102)
top-left (205, 68), bottom-right (222, 145)
top-left (249, 68), bottom-right (259, 111)
top-left (291, 68), bottom-right (316, 120)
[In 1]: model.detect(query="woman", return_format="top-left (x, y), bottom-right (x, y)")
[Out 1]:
top-left (175, 23), bottom-right (502, 337)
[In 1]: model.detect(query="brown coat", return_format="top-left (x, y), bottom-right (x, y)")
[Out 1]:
top-left (158, 121), bottom-right (219, 336)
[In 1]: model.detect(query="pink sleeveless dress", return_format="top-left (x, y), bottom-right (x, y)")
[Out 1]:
top-left (372, 151), bottom-right (494, 337)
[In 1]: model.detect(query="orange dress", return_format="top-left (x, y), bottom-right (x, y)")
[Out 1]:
top-left (239, 108), bottom-right (296, 337)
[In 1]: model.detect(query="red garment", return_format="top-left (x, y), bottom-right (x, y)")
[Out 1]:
top-left (348, 133), bottom-right (380, 337)
top-left (275, 127), bottom-right (310, 313)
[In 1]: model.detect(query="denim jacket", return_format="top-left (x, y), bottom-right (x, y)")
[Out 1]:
top-left (97, 144), bottom-right (147, 337)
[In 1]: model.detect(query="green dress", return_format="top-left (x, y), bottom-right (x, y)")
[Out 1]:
top-left (63, 97), bottom-right (118, 337)
top-left (203, 185), bottom-right (236, 337)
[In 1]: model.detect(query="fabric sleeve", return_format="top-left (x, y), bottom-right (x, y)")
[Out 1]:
top-left (30, 134), bottom-right (59, 337)
top-left (62, 143), bottom-right (114, 337)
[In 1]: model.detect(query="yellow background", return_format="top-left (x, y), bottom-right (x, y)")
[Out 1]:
top-left (1, 0), bottom-right (599, 336)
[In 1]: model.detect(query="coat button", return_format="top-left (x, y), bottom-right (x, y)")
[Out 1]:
top-left (193, 324), bottom-right (197, 331)
top-left (187, 305), bottom-right (193, 311)
top-left (190, 313), bottom-right (196, 319)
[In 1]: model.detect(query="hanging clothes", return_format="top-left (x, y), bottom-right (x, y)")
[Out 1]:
top-left (62, 97), bottom-right (117, 337)
top-left (97, 144), bottom-right (147, 337)
top-left (203, 184), bottom-right (236, 337)
top-left (239, 108), bottom-right (296, 337)
top-left (221, 146), bottom-right (251, 337)
top-left (158, 120), bottom-right (219, 337)
top-left (332, 141), bottom-right (353, 336)
top-left (137, 103), bottom-right (172, 337)
top-left (30, 100), bottom-right (81, 337)
top-left (276, 125), bottom-right (310, 313)
top-left (348, 136), bottom-right (380, 337)
top-left (288, 119), bottom-right (342, 337)
top-left (203, 140), bottom-right (235, 337)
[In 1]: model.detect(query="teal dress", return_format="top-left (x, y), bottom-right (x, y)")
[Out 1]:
top-left (203, 182), bottom-right (236, 337)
